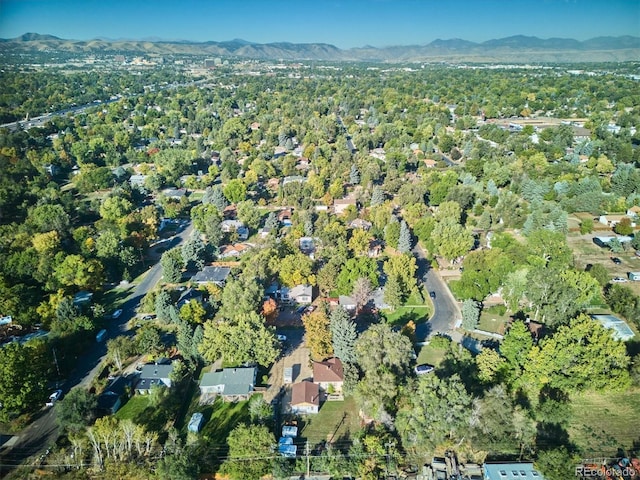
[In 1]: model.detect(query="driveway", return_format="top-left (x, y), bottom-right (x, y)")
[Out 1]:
top-left (263, 328), bottom-right (312, 406)
top-left (413, 244), bottom-right (461, 342)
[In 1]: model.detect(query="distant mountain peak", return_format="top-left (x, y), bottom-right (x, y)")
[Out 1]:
top-left (17, 32), bottom-right (61, 41)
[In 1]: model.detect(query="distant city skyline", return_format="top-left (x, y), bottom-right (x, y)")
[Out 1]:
top-left (0, 0), bottom-right (638, 49)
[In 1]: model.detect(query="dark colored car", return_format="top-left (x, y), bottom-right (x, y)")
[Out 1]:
top-left (414, 364), bottom-right (435, 375)
top-left (611, 257), bottom-right (622, 265)
top-left (429, 291), bottom-right (436, 299)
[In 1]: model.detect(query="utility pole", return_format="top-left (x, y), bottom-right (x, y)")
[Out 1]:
top-left (385, 441), bottom-right (396, 479)
top-left (305, 441), bottom-right (310, 478)
top-left (52, 347), bottom-right (61, 378)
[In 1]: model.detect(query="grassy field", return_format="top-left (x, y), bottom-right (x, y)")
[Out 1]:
top-left (568, 388), bottom-right (640, 456)
top-left (300, 396), bottom-right (361, 447)
top-left (478, 311), bottom-right (510, 335)
top-left (381, 305), bottom-right (431, 327)
top-left (196, 397), bottom-right (251, 445)
top-left (415, 343), bottom-right (448, 367)
top-left (116, 395), bottom-right (151, 421)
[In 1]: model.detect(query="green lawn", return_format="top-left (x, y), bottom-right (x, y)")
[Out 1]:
top-left (415, 344), bottom-right (447, 367)
top-left (300, 396), bottom-right (361, 447)
top-left (197, 397), bottom-right (251, 445)
top-left (568, 388), bottom-right (640, 456)
top-left (116, 395), bottom-right (151, 421)
top-left (478, 311), bottom-right (509, 335)
top-left (381, 305), bottom-right (431, 327)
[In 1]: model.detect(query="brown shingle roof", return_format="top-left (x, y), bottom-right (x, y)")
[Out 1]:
top-left (291, 381), bottom-right (319, 406)
top-left (313, 357), bottom-right (344, 383)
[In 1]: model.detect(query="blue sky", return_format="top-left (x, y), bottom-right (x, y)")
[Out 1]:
top-left (0, 0), bottom-right (638, 48)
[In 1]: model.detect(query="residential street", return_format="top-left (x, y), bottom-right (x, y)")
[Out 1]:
top-left (0, 222), bottom-right (193, 474)
top-left (413, 244), bottom-right (461, 342)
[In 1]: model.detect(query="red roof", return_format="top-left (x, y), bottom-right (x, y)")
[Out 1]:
top-left (291, 381), bottom-right (320, 406)
top-left (313, 357), bottom-right (344, 383)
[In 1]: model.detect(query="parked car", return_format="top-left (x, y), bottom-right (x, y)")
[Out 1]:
top-left (414, 364), bottom-right (435, 375)
top-left (429, 291), bottom-right (436, 299)
top-left (46, 390), bottom-right (63, 407)
top-left (277, 334), bottom-right (287, 342)
top-left (111, 309), bottom-right (123, 319)
top-left (611, 257), bottom-right (622, 265)
top-left (611, 277), bottom-right (628, 283)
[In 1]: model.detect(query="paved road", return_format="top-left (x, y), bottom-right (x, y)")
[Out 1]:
top-left (413, 244), bottom-right (461, 342)
top-left (0, 221), bottom-right (193, 474)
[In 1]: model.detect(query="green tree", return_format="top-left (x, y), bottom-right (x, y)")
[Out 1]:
top-left (384, 217), bottom-right (401, 249)
top-left (55, 255), bottom-right (105, 291)
top-left (605, 284), bottom-right (640, 322)
top-left (135, 325), bottom-right (163, 355)
top-left (370, 186), bottom-right (384, 206)
top-left (202, 185), bottom-right (228, 212)
top-left (523, 314), bottom-right (630, 393)
top-left (161, 249), bottom-right (184, 284)
top-left (106, 335), bottom-right (136, 371)
top-left (236, 200), bottom-right (262, 230)
top-left (535, 447), bottom-right (582, 480)
top-left (396, 374), bottom-right (472, 455)
top-left (432, 219), bottom-right (474, 261)
top-left (199, 312), bottom-right (278, 367)
top-left (99, 196), bottom-right (133, 222)
top-left (181, 230), bottom-right (207, 270)
top-left (613, 217), bottom-right (633, 236)
top-left (476, 348), bottom-right (505, 384)
top-left (179, 300), bottom-right (208, 324)
top-left (336, 257), bottom-right (379, 295)
top-left (0, 341), bottom-right (48, 421)
top-left (383, 253), bottom-right (417, 294)
top-left (330, 306), bottom-right (358, 364)
top-left (397, 220), bottom-right (412, 253)
top-left (219, 424), bottom-right (275, 480)
top-left (586, 263), bottom-right (609, 287)
top-left (500, 320), bottom-right (533, 384)
top-left (579, 218), bottom-right (594, 234)
top-left (461, 299), bottom-right (481, 330)
top-left (278, 253), bottom-right (315, 287)
top-left (55, 388), bottom-right (97, 433)
top-left (218, 276), bottom-right (264, 320)
top-left (383, 274), bottom-right (403, 310)
top-left (223, 179), bottom-right (247, 204)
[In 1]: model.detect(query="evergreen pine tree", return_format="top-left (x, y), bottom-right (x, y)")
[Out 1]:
top-left (265, 212), bottom-right (279, 231)
top-left (329, 306), bottom-right (358, 364)
top-left (155, 289), bottom-right (173, 323)
top-left (203, 185), bottom-right (228, 212)
top-left (384, 274), bottom-right (403, 310)
top-left (370, 186), bottom-right (384, 206)
top-left (181, 229), bottom-right (207, 269)
top-left (398, 220), bottom-right (412, 253)
top-left (461, 299), bottom-right (481, 330)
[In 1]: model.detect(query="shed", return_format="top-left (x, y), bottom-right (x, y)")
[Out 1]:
top-left (282, 425), bottom-right (298, 438)
top-left (188, 412), bottom-right (205, 433)
top-left (284, 367), bottom-right (293, 384)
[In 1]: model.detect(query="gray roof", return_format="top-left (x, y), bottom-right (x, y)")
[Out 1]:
top-left (484, 463), bottom-right (544, 480)
top-left (139, 364), bottom-right (173, 381)
top-left (192, 266), bottom-right (231, 284)
top-left (200, 367), bottom-right (256, 396)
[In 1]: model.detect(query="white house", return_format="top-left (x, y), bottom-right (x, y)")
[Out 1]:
top-left (290, 381), bottom-right (320, 414)
top-left (281, 285), bottom-right (314, 304)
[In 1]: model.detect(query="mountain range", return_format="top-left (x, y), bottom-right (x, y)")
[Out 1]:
top-left (1, 33), bottom-right (639, 63)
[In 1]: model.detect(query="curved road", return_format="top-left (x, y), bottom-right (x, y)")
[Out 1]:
top-left (0, 222), bottom-right (193, 474)
top-left (413, 244), bottom-right (461, 342)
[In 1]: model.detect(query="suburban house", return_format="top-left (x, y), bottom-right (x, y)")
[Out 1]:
top-left (192, 266), bottom-right (231, 286)
top-left (220, 220), bottom-right (249, 240)
top-left (483, 462), bottom-right (545, 480)
top-left (282, 175), bottom-right (306, 186)
top-left (281, 284), bottom-right (314, 304)
top-left (339, 295), bottom-right (357, 312)
top-left (277, 208), bottom-right (293, 226)
top-left (424, 159), bottom-right (438, 168)
top-left (333, 196), bottom-right (357, 215)
top-left (129, 174), bottom-right (148, 188)
top-left (348, 218), bottom-right (372, 230)
top-left (598, 214), bottom-right (636, 228)
top-left (290, 381), bottom-right (320, 414)
top-left (258, 227), bottom-right (273, 238)
top-left (313, 357), bottom-right (344, 393)
top-left (161, 187), bottom-right (188, 200)
top-left (177, 287), bottom-right (204, 309)
top-left (592, 235), bottom-right (633, 248)
top-left (97, 376), bottom-right (131, 415)
top-left (218, 243), bottom-right (251, 258)
top-left (368, 239), bottom-right (383, 258)
top-left (299, 237), bottom-right (315, 254)
top-left (135, 363), bottom-right (174, 394)
top-left (626, 206), bottom-right (640, 218)
top-left (199, 367), bottom-right (257, 401)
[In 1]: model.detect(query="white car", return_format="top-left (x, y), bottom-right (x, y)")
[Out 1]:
top-left (414, 364), bottom-right (435, 375)
top-left (111, 309), bottom-right (123, 319)
top-left (46, 390), bottom-right (62, 407)
top-left (611, 277), bottom-right (628, 283)
top-left (277, 334), bottom-right (287, 342)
